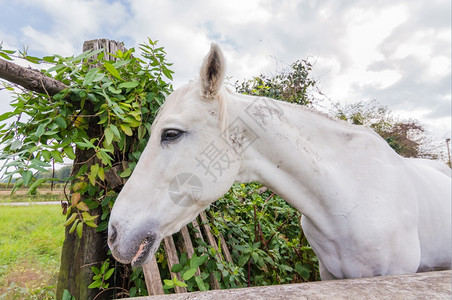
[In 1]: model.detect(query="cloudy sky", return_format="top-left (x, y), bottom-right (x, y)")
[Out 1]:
top-left (0, 0), bottom-right (450, 139)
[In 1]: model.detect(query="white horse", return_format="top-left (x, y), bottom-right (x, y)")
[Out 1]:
top-left (108, 44), bottom-right (451, 280)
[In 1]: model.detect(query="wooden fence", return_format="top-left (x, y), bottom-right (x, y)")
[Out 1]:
top-left (136, 270), bottom-right (452, 299)
top-left (142, 211), bottom-right (232, 295)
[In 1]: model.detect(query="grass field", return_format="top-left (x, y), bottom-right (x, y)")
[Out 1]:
top-left (0, 204), bottom-right (66, 299)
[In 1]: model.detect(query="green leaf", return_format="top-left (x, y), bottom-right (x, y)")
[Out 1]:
top-left (174, 280), bottom-right (188, 288)
top-left (163, 279), bottom-right (175, 287)
top-left (295, 262), bottom-right (311, 280)
top-left (195, 255), bottom-right (208, 268)
top-left (63, 213), bottom-right (77, 227)
top-left (104, 268), bottom-right (114, 280)
top-left (25, 55), bottom-right (41, 64)
top-left (105, 127), bottom-right (114, 145)
top-left (76, 221), bottom-right (83, 238)
top-left (47, 64), bottom-right (66, 73)
top-left (189, 253), bottom-right (198, 269)
top-left (93, 72), bottom-right (105, 82)
top-left (108, 85), bottom-right (122, 94)
top-left (88, 279), bottom-right (102, 289)
top-left (31, 158), bottom-right (50, 168)
top-left (251, 252), bottom-right (259, 263)
top-left (36, 124), bottom-right (46, 137)
top-left (85, 220), bottom-right (98, 228)
top-left (73, 181), bottom-right (87, 192)
top-left (0, 111), bottom-right (13, 121)
top-left (1, 48), bottom-right (16, 54)
top-left (10, 140), bottom-right (22, 150)
top-left (162, 68), bottom-right (174, 80)
top-left (109, 124), bottom-right (121, 139)
top-left (119, 167), bottom-right (132, 178)
top-left (96, 220), bottom-right (109, 232)
top-left (100, 260), bottom-right (109, 274)
top-left (69, 220), bottom-right (79, 233)
top-left (43, 55), bottom-right (56, 63)
top-left (83, 68), bottom-right (99, 86)
top-left (120, 123), bottom-right (132, 136)
top-left (0, 51), bottom-right (12, 60)
top-left (138, 125), bottom-right (146, 140)
top-left (51, 150), bottom-right (64, 163)
top-left (232, 244), bottom-right (249, 252)
top-left (28, 178), bottom-right (46, 195)
top-left (98, 167), bottom-right (105, 181)
top-left (182, 268), bottom-right (197, 281)
top-left (195, 276), bottom-right (207, 291)
top-left (238, 253), bottom-right (250, 267)
top-left (91, 163), bottom-right (99, 178)
top-left (171, 264), bottom-right (183, 273)
top-left (63, 146), bottom-right (76, 160)
top-left (129, 286), bottom-right (137, 297)
top-left (118, 81), bottom-right (139, 89)
top-left (77, 202), bottom-right (89, 211)
top-left (91, 266), bottom-right (100, 275)
top-left (62, 289), bottom-right (75, 300)
top-left (104, 62), bottom-right (121, 79)
top-left (97, 150), bottom-right (112, 166)
top-left (54, 116), bottom-right (67, 129)
top-left (82, 211), bottom-right (98, 222)
top-left (22, 170), bottom-right (33, 186)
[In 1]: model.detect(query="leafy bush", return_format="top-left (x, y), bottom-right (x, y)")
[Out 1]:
top-left (212, 183), bottom-right (320, 285)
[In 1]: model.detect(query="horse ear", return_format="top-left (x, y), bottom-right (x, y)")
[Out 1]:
top-left (200, 43), bottom-right (226, 99)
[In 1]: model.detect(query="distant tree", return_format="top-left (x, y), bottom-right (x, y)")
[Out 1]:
top-left (36, 165), bottom-right (73, 182)
top-left (233, 59), bottom-right (320, 106)
top-left (333, 100), bottom-right (445, 161)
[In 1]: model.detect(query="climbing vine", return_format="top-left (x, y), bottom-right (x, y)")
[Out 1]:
top-left (0, 39), bottom-right (173, 297)
top-left (0, 39), bottom-right (173, 234)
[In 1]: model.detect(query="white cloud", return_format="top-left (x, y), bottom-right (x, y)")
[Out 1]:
top-left (0, 0), bottom-right (449, 140)
top-left (21, 26), bottom-right (76, 56)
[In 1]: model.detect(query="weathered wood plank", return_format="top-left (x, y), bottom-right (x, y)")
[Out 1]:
top-left (180, 226), bottom-right (201, 277)
top-left (206, 211), bottom-right (232, 262)
top-left (142, 256), bottom-right (164, 295)
top-left (191, 218), bottom-right (220, 290)
top-left (134, 270), bottom-right (452, 300)
top-left (163, 236), bottom-right (187, 293)
top-left (218, 234), bottom-right (233, 263)
top-left (191, 219), bottom-right (204, 240)
top-left (199, 212), bottom-right (221, 261)
top-left (82, 39), bottom-right (126, 61)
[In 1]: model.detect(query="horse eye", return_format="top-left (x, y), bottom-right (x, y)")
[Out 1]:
top-left (161, 129), bottom-right (184, 143)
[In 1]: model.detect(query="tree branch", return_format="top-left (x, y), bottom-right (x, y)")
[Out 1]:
top-left (0, 58), bottom-right (67, 95)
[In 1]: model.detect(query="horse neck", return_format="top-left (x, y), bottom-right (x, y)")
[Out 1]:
top-left (228, 92), bottom-right (341, 218)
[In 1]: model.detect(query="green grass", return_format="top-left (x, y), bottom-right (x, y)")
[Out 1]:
top-left (0, 205), bottom-right (66, 299)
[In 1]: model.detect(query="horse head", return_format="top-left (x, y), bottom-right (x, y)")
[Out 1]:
top-left (108, 44), bottom-right (241, 267)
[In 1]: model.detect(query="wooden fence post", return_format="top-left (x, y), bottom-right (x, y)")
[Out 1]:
top-left (56, 39), bottom-right (126, 300)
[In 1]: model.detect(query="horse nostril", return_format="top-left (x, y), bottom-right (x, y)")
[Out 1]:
top-left (109, 224), bottom-right (118, 244)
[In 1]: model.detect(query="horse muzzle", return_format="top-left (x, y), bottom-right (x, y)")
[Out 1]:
top-left (108, 220), bottom-right (161, 267)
